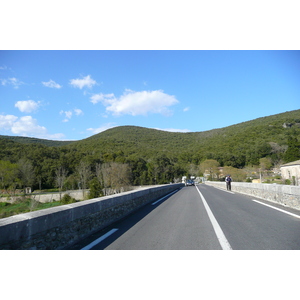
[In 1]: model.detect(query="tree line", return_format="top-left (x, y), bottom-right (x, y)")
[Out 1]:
top-left (1, 110), bottom-right (300, 197)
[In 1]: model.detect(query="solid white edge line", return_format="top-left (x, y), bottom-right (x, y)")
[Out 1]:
top-left (252, 200), bottom-right (300, 219)
top-left (151, 189), bottom-right (179, 205)
top-left (196, 186), bottom-right (232, 250)
top-left (81, 228), bottom-right (119, 250)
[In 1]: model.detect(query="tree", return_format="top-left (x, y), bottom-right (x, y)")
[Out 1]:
top-left (18, 158), bottom-right (35, 194)
top-left (96, 162), bottom-right (132, 194)
top-left (55, 166), bottom-right (68, 200)
top-left (0, 160), bottom-right (19, 195)
top-left (76, 161), bottom-right (92, 198)
top-left (89, 177), bottom-right (103, 198)
top-left (222, 166), bottom-right (246, 182)
top-left (199, 159), bottom-right (220, 180)
top-left (96, 162), bottom-right (112, 194)
top-left (284, 137), bottom-right (300, 162)
top-left (110, 163), bottom-right (132, 192)
top-left (259, 157), bottom-right (272, 171)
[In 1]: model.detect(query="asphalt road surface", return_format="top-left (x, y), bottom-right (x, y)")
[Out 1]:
top-left (69, 184), bottom-right (300, 250)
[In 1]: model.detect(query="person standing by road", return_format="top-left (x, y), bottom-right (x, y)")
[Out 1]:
top-left (225, 175), bottom-right (232, 191)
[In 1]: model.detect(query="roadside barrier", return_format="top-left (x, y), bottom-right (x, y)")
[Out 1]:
top-left (204, 181), bottom-right (300, 210)
top-left (0, 184), bottom-right (183, 250)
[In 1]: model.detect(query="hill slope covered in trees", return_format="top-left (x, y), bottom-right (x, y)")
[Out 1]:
top-left (66, 109), bottom-right (300, 166)
top-left (0, 109), bottom-right (299, 189)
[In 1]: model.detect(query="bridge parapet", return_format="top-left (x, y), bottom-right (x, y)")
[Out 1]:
top-left (0, 184), bottom-right (183, 250)
top-left (204, 181), bottom-right (300, 210)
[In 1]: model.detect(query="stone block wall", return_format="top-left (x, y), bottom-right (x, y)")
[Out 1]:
top-left (204, 181), bottom-right (300, 210)
top-left (0, 184), bottom-right (183, 250)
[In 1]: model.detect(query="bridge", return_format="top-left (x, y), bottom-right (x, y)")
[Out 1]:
top-left (1, 183), bottom-right (300, 250)
top-left (69, 184), bottom-right (300, 250)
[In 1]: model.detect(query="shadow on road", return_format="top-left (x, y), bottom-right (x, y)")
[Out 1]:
top-left (67, 188), bottom-right (182, 250)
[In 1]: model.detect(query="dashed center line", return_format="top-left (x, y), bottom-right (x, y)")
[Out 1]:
top-left (151, 189), bottom-right (179, 205)
top-left (81, 228), bottom-right (119, 250)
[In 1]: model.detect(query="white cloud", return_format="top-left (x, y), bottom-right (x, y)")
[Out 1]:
top-left (90, 93), bottom-right (115, 104)
top-left (183, 107), bottom-right (190, 112)
top-left (65, 111), bottom-right (73, 119)
top-left (0, 114), bottom-right (18, 130)
top-left (0, 114), bottom-right (64, 139)
top-left (15, 100), bottom-right (40, 113)
top-left (11, 116), bottom-right (47, 136)
top-left (154, 127), bottom-right (191, 133)
top-left (60, 110), bottom-right (72, 122)
top-left (42, 79), bottom-right (62, 89)
top-left (1, 77), bottom-right (24, 89)
top-left (74, 108), bottom-right (83, 116)
top-left (60, 108), bottom-right (83, 122)
top-left (87, 123), bottom-right (117, 135)
top-left (91, 89), bottom-right (179, 116)
top-left (69, 75), bottom-right (96, 89)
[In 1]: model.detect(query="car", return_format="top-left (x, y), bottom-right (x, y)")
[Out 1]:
top-left (185, 180), bottom-right (195, 186)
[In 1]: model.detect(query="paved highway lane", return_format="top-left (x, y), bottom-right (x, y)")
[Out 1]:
top-left (199, 184), bottom-right (300, 250)
top-left (69, 184), bottom-right (300, 250)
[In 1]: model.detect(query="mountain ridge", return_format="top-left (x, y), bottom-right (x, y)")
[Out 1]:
top-left (1, 109), bottom-right (299, 148)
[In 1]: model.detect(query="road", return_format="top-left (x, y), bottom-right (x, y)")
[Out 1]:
top-left (68, 184), bottom-right (300, 250)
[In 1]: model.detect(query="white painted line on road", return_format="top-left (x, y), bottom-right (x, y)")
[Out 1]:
top-left (196, 186), bottom-right (232, 250)
top-left (151, 189), bottom-right (179, 205)
top-left (252, 200), bottom-right (300, 219)
top-left (81, 228), bottom-right (119, 250)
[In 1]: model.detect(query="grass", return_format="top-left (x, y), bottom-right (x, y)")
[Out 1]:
top-left (0, 196), bottom-right (77, 219)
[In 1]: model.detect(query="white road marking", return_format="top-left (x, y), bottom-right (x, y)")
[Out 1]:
top-left (252, 200), bottom-right (300, 219)
top-left (196, 186), bottom-right (232, 250)
top-left (151, 189), bottom-right (179, 205)
top-left (81, 228), bottom-right (119, 250)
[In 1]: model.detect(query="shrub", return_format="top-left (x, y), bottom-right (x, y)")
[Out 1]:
top-left (88, 178), bottom-right (103, 199)
top-left (60, 194), bottom-right (76, 204)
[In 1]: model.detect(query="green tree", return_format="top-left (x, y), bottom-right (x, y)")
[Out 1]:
top-left (259, 157), bottom-right (272, 171)
top-left (89, 177), bottom-right (103, 199)
top-left (0, 160), bottom-right (19, 195)
top-left (284, 137), bottom-right (300, 162)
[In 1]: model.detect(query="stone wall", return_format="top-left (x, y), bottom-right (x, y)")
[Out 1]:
top-left (1, 190), bottom-right (88, 203)
top-left (204, 181), bottom-right (300, 210)
top-left (0, 184), bottom-right (183, 250)
top-left (280, 163), bottom-right (300, 186)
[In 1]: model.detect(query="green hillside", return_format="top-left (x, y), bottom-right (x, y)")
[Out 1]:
top-left (66, 109), bottom-right (300, 166)
top-left (0, 109), bottom-right (299, 189)
top-left (0, 135), bottom-right (72, 147)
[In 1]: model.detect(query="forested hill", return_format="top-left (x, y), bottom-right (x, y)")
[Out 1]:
top-left (0, 109), bottom-right (299, 188)
top-left (0, 135), bottom-right (72, 147)
top-left (66, 109), bottom-right (300, 166)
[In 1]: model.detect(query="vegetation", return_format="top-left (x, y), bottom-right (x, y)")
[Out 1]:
top-left (0, 109), bottom-right (300, 204)
top-left (0, 198), bottom-right (63, 219)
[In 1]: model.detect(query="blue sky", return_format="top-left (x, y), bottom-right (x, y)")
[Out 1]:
top-left (0, 50), bottom-right (299, 140)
